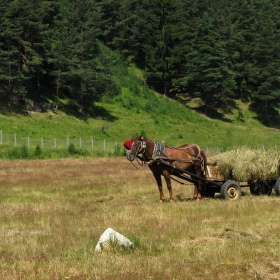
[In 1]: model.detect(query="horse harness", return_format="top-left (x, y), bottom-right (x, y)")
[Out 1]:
top-left (130, 139), bottom-right (205, 172)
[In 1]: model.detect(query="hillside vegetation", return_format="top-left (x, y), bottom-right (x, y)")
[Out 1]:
top-left (1, 0), bottom-right (280, 126)
top-left (0, 68), bottom-right (280, 152)
top-left (1, 0), bottom-right (280, 157)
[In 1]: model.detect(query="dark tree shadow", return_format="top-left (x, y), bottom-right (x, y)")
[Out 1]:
top-left (60, 102), bottom-right (118, 122)
top-left (3, 95), bottom-right (118, 123)
top-left (174, 94), bottom-right (240, 123)
top-left (249, 102), bottom-right (280, 128)
top-left (193, 105), bottom-right (233, 122)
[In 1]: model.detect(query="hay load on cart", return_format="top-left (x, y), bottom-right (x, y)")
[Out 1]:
top-left (207, 147), bottom-right (280, 196)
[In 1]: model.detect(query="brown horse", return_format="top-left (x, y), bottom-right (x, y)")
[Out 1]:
top-left (124, 136), bottom-right (208, 201)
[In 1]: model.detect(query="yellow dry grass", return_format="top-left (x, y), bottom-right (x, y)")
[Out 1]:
top-left (0, 157), bottom-right (280, 279)
top-left (208, 147), bottom-right (280, 181)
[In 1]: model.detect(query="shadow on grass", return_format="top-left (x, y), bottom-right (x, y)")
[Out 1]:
top-left (192, 105), bottom-right (233, 123)
top-left (174, 94), bottom-right (236, 123)
top-left (0, 94), bottom-right (118, 122)
top-left (175, 195), bottom-right (221, 202)
top-left (176, 190), bottom-right (249, 202)
top-left (57, 100), bottom-right (118, 122)
top-left (249, 102), bottom-right (280, 129)
top-left (21, 101), bottom-right (117, 122)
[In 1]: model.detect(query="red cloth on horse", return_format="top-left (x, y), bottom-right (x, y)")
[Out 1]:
top-left (123, 140), bottom-right (133, 150)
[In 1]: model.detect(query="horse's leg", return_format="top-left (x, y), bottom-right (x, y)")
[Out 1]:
top-left (190, 165), bottom-right (199, 199)
top-left (150, 168), bottom-right (165, 202)
top-left (162, 170), bottom-right (174, 202)
top-left (197, 180), bottom-right (202, 199)
top-left (193, 182), bottom-right (199, 199)
top-left (196, 168), bottom-right (203, 200)
top-left (192, 164), bottom-right (204, 200)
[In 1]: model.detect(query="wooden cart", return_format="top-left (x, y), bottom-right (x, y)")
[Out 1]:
top-left (156, 159), bottom-right (280, 201)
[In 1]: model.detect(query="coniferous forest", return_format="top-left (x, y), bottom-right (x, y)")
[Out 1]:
top-left (1, 0), bottom-right (280, 122)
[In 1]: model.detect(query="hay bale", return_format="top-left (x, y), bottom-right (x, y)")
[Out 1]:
top-left (208, 147), bottom-right (280, 181)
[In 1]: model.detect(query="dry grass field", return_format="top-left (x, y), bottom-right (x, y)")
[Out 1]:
top-left (0, 157), bottom-right (280, 279)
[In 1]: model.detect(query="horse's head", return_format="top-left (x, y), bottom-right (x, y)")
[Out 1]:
top-left (123, 136), bottom-right (151, 161)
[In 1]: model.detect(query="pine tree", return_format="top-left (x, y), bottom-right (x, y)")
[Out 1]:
top-left (137, 0), bottom-right (180, 95)
top-left (249, 0), bottom-right (280, 123)
top-left (0, 0), bottom-right (22, 98)
top-left (47, 0), bottom-right (122, 113)
top-left (12, 0), bottom-right (50, 98)
top-left (96, 0), bottom-right (121, 48)
top-left (170, 0), bottom-right (202, 94)
top-left (224, 0), bottom-right (258, 100)
top-left (180, 11), bottom-right (236, 115)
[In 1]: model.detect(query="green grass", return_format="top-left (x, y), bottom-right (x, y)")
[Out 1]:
top-left (0, 66), bottom-right (280, 153)
top-left (1, 157), bottom-right (280, 279)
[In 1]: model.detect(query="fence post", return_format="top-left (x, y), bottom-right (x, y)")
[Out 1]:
top-left (67, 138), bottom-right (69, 148)
top-left (14, 133), bottom-right (17, 147)
top-left (27, 136), bottom-right (30, 148)
top-left (41, 137), bottom-right (44, 149)
top-left (54, 138), bottom-right (56, 149)
top-left (91, 138), bottom-right (94, 150)
top-left (0, 130), bottom-right (2, 144)
top-left (103, 139), bottom-right (106, 151)
top-left (80, 138), bottom-right (82, 149)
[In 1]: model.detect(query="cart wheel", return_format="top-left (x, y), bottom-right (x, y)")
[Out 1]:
top-left (249, 181), bottom-right (271, 196)
top-left (275, 177), bottom-right (280, 195)
top-left (250, 183), bottom-right (261, 195)
top-left (220, 181), bottom-right (241, 200)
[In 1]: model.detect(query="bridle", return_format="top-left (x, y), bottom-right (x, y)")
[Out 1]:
top-left (127, 138), bottom-right (167, 167)
top-left (133, 140), bottom-right (147, 155)
top-left (127, 138), bottom-right (147, 162)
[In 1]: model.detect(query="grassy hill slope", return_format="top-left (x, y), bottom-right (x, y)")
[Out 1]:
top-left (0, 66), bottom-right (280, 151)
top-left (1, 95), bottom-right (279, 150)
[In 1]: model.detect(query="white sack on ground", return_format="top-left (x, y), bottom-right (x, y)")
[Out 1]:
top-left (95, 228), bottom-right (134, 252)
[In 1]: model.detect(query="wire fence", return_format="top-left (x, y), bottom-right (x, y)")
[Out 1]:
top-left (0, 131), bottom-right (120, 153)
top-left (0, 130), bottom-right (279, 154)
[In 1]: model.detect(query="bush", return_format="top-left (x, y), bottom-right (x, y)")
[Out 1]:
top-left (21, 145), bottom-right (29, 159)
top-left (33, 145), bottom-right (43, 159)
top-left (236, 110), bottom-right (245, 122)
top-left (7, 145), bottom-right (30, 159)
top-left (68, 143), bottom-right (79, 155)
top-left (7, 147), bottom-right (22, 159)
top-left (67, 143), bottom-right (89, 157)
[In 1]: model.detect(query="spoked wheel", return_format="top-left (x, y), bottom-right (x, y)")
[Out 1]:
top-left (220, 181), bottom-right (241, 201)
